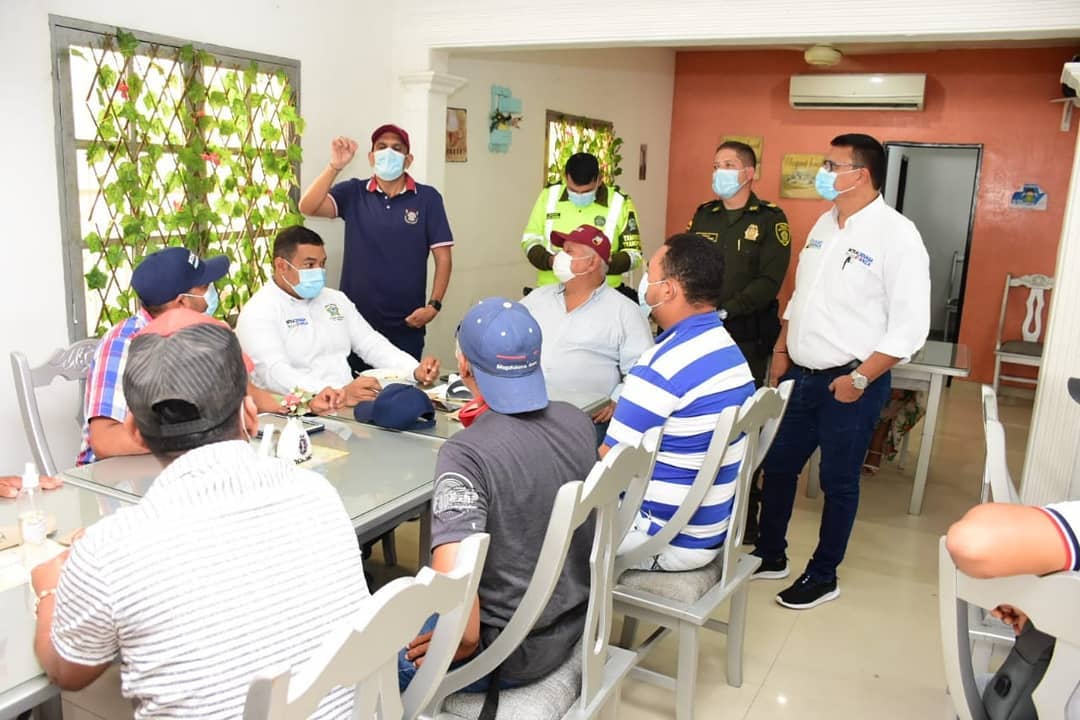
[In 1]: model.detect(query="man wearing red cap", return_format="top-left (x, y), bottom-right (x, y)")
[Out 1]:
top-left (299, 124), bottom-right (454, 367)
top-left (520, 224), bottom-right (653, 444)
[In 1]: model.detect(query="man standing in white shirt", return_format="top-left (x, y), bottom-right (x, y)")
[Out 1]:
top-left (520, 224), bottom-right (654, 444)
top-left (236, 226), bottom-right (440, 408)
top-left (753, 133), bottom-right (930, 610)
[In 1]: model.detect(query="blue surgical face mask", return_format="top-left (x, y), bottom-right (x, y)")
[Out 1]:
top-left (285, 260), bottom-right (327, 300)
top-left (712, 168), bottom-right (746, 199)
top-left (814, 167), bottom-right (857, 202)
top-left (637, 272), bottom-right (668, 318)
top-left (568, 189), bottom-right (597, 208)
top-left (373, 148), bottom-right (406, 181)
top-left (181, 284), bottom-right (219, 316)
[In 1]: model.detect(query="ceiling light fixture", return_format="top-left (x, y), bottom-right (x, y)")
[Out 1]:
top-left (804, 44), bottom-right (843, 67)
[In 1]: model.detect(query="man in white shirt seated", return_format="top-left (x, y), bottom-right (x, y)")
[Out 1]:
top-left (521, 224), bottom-right (653, 444)
top-left (237, 226), bottom-right (440, 407)
top-left (30, 321), bottom-right (369, 719)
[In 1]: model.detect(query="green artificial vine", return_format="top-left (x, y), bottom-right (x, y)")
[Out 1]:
top-left (73, 28), bottom-right (305, 333)
top-left (546, 115), bottom-right (624, 188)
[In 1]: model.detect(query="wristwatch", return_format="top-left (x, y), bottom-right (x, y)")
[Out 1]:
top-left (428, 298), bottom-right (443, 312)
top-left (850, 369), bottom-right (869, 390)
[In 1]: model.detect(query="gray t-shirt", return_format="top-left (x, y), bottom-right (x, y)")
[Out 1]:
top-left (431, 401), bottom-right (597, 682)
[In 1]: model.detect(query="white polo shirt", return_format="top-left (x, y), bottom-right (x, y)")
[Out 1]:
top-left (236, 281), bottom-right (418, 394)
top-left (784, 195), bottom-right (930, 369)
top-left (520, 283), bottom-right (654, 402)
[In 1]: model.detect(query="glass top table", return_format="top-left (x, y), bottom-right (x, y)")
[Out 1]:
top-left (61, 417), bottom-right (443, 542)
top-left (0, 484), bottom-right (132, 718)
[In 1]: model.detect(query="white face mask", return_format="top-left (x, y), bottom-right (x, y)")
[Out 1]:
top-left (552, 251), bottom-right (586, 283)
top-left (637, 272), bottom-right (668, 318)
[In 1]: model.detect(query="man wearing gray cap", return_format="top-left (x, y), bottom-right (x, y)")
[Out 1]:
top-left (30, 323), bottom-right (369, 718)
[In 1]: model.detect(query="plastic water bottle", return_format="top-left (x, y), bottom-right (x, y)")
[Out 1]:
top-left (17, 462), bottom-right (48, 569)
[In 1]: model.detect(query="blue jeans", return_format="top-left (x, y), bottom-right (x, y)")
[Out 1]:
top-left (398, 615), bottom-right (520, 693)
top-left (755, 366), bottom-right (891, 583)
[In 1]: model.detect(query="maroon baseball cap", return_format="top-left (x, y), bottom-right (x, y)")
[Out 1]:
top-left (550, 224), bottom-right (612, 264)
top-left (370, 124), bottom-right (410, 153)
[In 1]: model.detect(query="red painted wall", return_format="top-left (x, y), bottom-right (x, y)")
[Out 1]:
top-left (667, 47), bottom-right (1078, 384)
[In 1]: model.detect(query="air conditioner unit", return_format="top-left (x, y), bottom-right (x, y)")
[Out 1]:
top-left (789, 74), bottom-right (927, 111)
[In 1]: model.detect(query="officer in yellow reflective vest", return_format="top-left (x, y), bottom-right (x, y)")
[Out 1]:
top-left (521, 153), bottom-right (642, 291)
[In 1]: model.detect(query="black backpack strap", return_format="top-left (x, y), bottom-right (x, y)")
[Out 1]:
top-left (477, 665), bottom-right (503, 720)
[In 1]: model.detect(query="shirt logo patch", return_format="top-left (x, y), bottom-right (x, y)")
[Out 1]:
top-left (807, 237), bottom-right (824, 249)
top-left (593, 215), bottom-right (606, 227)
top-left (324, 304), bottom-right (344, 320)
top-left (433, 473), bottom-right (479, 515)
top-left (696, 231), bottom-right (719, 243)
top-left (546, 212), bottom-right (560, 220)
top-left (744, 224), bottom-right (760, 242)
top-left (285, 317), bottom-right (309, 329)
top-left (404, 208), bottom-right (420, 225)
top-left (842, 247), bottom-right (874, 270)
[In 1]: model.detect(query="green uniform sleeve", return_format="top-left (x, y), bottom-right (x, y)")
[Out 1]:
top-left (521, 188), bottom-right (550, 257)
top-left (611, 193), bottom-right (642, 273)
top-left (723, 208), bottom-right (792, 317)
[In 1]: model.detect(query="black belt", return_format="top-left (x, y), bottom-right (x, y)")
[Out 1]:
top-left (794, 360), bottom-right (860, 376)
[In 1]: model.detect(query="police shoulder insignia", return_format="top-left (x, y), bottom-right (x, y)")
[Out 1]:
top-left (776, 222), bottom-right (791, 247)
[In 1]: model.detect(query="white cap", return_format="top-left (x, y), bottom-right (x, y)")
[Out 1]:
top-left (22, 462), bottom-right (39, 490)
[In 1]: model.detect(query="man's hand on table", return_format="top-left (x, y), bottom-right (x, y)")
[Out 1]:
top-left (0, 475), bottom-right (62, 498)
top-left (413, 357), bottom-right (441, 386)
top-left (31, 529), bottom-right (83, 594)
top-left (308, 386), bottom-right (347, 415)
top-left (344, 377), bottom-right (382, 406)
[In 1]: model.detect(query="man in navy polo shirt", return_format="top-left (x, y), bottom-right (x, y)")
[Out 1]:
top-left (299, 124), bottom-right (454, 366)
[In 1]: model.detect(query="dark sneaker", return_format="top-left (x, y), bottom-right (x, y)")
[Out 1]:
top-left (750, 551), bottom-right (789, 580)
top-left (776, 573), bottom-right (839, 609)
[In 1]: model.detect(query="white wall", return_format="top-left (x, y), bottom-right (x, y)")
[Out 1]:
top-left (425, 48), bottom-right (675, 363)
top-left (0, 0), bottom-right (393, 472)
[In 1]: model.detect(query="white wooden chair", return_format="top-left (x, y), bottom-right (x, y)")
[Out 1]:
top-left (419, 431), bottom-right (661, 720)
top-left (11, 339), bottom-right (100, 476)
top-left (939, 537), bottom-right (1080, 720)
top-left (612, 382), bottom-right (793, 720)
top-left (993, 273), bottom-right (1053, 394)
top-left (243, 533), bottom-right (490, 720)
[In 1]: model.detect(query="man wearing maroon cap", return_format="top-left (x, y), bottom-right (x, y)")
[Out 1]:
top-left (299, 124), bottom-right (454, 367)
top-left (520, 224), bottom-right (653, 444)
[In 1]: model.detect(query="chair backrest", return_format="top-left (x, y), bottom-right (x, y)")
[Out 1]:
top-left (980, 384), bottom-right (999, 425)
top-left (10, 338), bottom-right (100, 476)
top-left (938, 537), bottom-right (1080, 720)
top-left (983, 419), bottom-right (1020, 504)
top-left (424, 434), bottom-right (661, 716)
top-left (996, 273), bottom-right (1054, 347)
top-left (613, 381), bottom-right (793, 580)
top-left (243, 533), bottom-right (490, 720)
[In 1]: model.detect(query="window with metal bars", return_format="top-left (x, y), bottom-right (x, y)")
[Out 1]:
top-left (50, 16), bottom-right (304, 337)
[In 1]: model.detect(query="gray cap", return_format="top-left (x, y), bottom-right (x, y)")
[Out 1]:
top-left (1070, 377), bottom-right (1080, 405)
top-left (123, 324), bottom-right (247, 438)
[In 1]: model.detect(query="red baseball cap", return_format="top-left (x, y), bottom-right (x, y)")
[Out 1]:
top-left (137, 308), bottom-right (255, 373)
top-left (550, 224), bottom-right (612, 264)
top-left (370, 124), bottom-right (410, 153)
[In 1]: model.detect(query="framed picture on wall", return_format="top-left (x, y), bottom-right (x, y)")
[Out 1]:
top-left (720, 134), bottom-right (764, 180)
top-left (446, 107), bottom-right (467, 163)
top-left (781, 153), bottom-right (826, 199)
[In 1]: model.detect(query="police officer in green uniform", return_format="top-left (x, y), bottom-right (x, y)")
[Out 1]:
top-left (688, 140), bottom-right (791, 384)
top-left (688, 140), bottom-right (791, 543)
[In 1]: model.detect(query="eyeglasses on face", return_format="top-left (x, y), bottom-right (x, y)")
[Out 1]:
top-left (822, 160), bottom-right (865, 172)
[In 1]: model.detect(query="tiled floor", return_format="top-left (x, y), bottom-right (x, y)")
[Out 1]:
top-left (62, 380), bottom-right (1033, 719)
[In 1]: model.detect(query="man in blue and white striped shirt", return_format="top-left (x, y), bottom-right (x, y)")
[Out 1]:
top-left (602, 234), bottom-right (754, 571)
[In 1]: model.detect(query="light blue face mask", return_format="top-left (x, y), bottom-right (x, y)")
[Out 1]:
top-left (285, 260), bottom-right (327, 300)
top-left (814, 167), bottom-right (857, 202)
top-left (181, 284), bottom-right (219, 316)
top-left (373, 148), bottom-right (406, 181)
top-left (711, 168), bottom-right (746, 199)
top-left (568, 189), bottom-right (597, 208)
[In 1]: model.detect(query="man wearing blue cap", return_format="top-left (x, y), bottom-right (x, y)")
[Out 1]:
top-left (79, 247), bottom-right (228, 465)
top-left (398, 298), bottom-right (597, 691)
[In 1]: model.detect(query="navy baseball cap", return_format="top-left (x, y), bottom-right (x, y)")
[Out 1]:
top-left (353, 384), bottom-right (436, 431)
top-left (132, 247), bottom-right (230, 306)
top-left (456, 297), bottom-right (547, 415)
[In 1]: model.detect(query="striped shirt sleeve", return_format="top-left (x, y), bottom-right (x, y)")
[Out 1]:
top-left (51, 528), bottom-right (119, 665)
top-left (1040, 501), bottom-right (1080, 572)
top-left (604, 364), bottom-right (679, 448)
